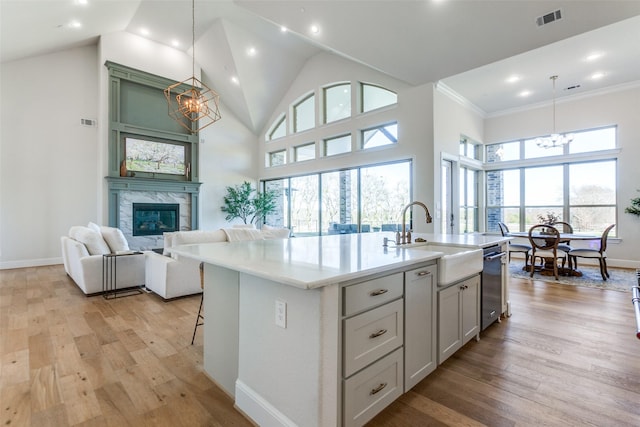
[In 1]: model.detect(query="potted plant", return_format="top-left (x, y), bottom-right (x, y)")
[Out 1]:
top-left (625, 191), bottom-right (640, 216)
top-left (221, 181), bottom-right (278, 225)
top-left (536, 211), bottom-right (560, 234)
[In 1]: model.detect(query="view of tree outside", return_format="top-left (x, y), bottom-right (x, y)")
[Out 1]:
top-left (485, 126), bottom-right (617, 236)
top-left (261, 161), bottom-right (411, 236)
top-left (125, 138), bottom-right (185, 175)
top-left (290, 175), bottom-right (319, 236)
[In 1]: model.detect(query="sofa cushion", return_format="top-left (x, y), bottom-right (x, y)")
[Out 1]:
top-left (172, 230), bottom-right (228, 246)
top-left (87, 222), bottom-right (101, 233)
top-left (100, 226), bottom-right (130, 252)
top-left (261, 226), bottom-right (291, 239)
top-left (70, 226), bottom-right (111, 255)
top-left (162, 231), bottom-right (177, 256)
top-left (222, 228), bottom-right (264, 242)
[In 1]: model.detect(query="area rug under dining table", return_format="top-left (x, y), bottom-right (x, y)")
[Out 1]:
top-left (508, 262), bottom-right (636, 292)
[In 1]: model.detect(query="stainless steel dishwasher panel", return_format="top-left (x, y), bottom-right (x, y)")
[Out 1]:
top-left (481, 245), bottom-right (505, 331)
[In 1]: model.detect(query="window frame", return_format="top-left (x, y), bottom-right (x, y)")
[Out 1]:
top-left (292, 92), bottom-right (316, 133)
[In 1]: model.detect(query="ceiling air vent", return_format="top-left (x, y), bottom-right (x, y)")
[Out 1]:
top-left (536, 9), bottom-right (563, 27)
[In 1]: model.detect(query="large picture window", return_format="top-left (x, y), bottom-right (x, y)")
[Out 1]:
top-left (486, 126), bottom-right (617, 235)
top-left (263, 160), bottom-right (411, 236)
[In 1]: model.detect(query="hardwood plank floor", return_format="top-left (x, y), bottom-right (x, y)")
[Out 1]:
top-left (1, 265), bottom-right (639, 426)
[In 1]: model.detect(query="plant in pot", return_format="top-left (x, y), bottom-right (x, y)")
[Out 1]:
top-left (536, 211), bottom-right (560, 234)
top-left (221, 181), bottom-right (278, 226)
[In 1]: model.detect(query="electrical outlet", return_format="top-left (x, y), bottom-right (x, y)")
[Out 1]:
top-left (275, 300), bottom-right (287, 328)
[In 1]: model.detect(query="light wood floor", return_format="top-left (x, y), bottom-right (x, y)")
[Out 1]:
top-left (1, 265), bottom-right (639, 426)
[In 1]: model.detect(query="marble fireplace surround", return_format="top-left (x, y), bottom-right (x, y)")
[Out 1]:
top-left (106, 177), bottom-right (201, 251)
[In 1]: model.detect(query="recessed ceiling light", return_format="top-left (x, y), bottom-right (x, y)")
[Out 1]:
top-left (591, 72), bottom-right (605, 80)
top-left (247, 47), bottom-right (257, 57)
top-left (68, 20), bottom-right (82, 29)
top-left (171, 39), bottom-right (180, 48)
top-left (506, 75), bottom-right (520, 84)
top-left (518, 90), bottom-right (531, 97)
top-left (75, 0), bottom-right (88, 5)
top-left (280, 26), bottom-right (288, 33)
top-left (231, 76), bottom-right (240, 85)
top-left (139, 28), bottom-right (150, 37)
top-left (585, 52), bottom-right (603, 62)
top-left (310, 24), bottom-right (320, 34)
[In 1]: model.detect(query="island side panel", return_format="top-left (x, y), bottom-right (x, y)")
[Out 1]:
top-left (203, 264), bottom-right (239, 397)
top-left (235, 273), bottom-right (340, 427)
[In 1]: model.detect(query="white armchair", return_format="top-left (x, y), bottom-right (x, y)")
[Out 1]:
top-left (61, 224), bottom-right (145, 295)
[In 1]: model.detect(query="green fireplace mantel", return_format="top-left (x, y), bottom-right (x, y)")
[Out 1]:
top-left (106, 177), bottom-right (202, 230)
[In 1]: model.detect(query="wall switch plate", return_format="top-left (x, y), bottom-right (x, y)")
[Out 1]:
top-left (275, 300), bottom-right (287, 328)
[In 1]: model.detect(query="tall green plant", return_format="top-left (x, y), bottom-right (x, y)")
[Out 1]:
top-left (221, 181), bottom-right (277, 225)
top-left (625, 190), bottom-right (640, 216)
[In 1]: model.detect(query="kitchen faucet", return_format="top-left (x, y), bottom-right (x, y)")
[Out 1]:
top-left (397, 201), bottom-right (433, 245)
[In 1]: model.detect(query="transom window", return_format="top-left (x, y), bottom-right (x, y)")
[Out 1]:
top-left (362, 122), bottom-right (397, 149)
top-left (294, 143), bottom-right (316, 162)
top-left (267, 150), bottom-right (286, 167)
top-left (324, 134), bottom-right (352, 157)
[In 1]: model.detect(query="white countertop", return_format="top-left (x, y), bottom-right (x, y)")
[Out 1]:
top-left (169, 232), bottom-right (508, 290)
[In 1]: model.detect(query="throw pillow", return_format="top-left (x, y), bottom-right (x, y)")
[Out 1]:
top-left (72, 226), bottom-right (111, 255)
top-left (87, 222), bottom-right (101, 233)
top-left (100, 226), bottom-right (130, 252)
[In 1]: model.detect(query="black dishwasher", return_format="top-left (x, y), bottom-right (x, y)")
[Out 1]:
top-left (481, 245), bottom-right (505, 331)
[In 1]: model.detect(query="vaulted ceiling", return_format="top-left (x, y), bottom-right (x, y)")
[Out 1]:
top-left (2, 1), bottom-right (639, 133)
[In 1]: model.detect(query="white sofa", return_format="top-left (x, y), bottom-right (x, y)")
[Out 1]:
top-left (144, 226), bottom-right (290, 300)
top-left (61, 223), bottom-right (145, 295)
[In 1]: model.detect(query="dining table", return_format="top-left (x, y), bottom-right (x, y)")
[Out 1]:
top-left (507, 230), bottom-right (602, 277)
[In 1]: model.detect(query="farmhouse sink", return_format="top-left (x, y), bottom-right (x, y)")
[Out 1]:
top-left (407, 244), bottom-right (483, 286)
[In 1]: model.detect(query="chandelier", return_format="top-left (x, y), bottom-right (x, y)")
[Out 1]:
top-left (535, 75), bottom-right (573, 148)
top-left (164, 0), bottom-right (221, 133)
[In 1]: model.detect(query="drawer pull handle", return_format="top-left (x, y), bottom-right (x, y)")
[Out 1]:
top-left (417, 271), bottom-right (431, 276)
top-left (369, 329), bottom-right (388, 339)
top-left (370, 382), bottom-right (387, 395)
top-left (369, 289), bottom-right (388, 296)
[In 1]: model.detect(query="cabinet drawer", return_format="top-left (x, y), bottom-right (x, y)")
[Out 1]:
top-left (343, 272), bottom-right (403, 316)
top-left (343, 347), bottom-right (403, 427)
top-left (343, 299), bottom-right (403, 377)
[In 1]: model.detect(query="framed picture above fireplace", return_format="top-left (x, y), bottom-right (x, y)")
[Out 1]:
top-left (125, 137), bottom-right (190, 178)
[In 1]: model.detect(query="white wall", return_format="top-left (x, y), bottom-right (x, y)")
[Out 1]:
top-left (485, 85), bottom-right (640, 267)
top-left (0, 46), bottom-right (99, 268)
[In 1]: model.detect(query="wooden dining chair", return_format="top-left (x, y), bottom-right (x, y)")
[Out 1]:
top-left (550, 221), bottom-right (574, 267)
top-left (528, 224), bottom-right (566, 280)
top-left (568, 224), bottom-right (616, 281)
top-left (498, 222), bottom-right (531, 269)
top-left (191, 262), bottom-right (205, 345)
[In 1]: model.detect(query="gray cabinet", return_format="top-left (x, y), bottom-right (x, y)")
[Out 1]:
top-left (403, 264), bottom-right (437, 391)
top-left (342, 273), bottom-right (404, 427)
top-left (437, 274), bottom-right (480, 364)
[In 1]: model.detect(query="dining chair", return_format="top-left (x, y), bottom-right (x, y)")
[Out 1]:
top-left (528, 224), bottom-right (566, 280)
top-left (550, 221), bottom-right (574, 267)
top-left (568, 224), bottom-right (616, 281)
top-left (498, 222), bottom-right (531, 269)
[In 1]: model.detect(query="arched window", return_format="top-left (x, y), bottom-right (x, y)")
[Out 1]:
top-left (268, 115), bottom-right (286, 141)
top-left (293, 93), bottom-right (315, 133)
top-left (361, 83), bottom-right (397, 113)
top-left (323, 83), bottom-right (351, 124)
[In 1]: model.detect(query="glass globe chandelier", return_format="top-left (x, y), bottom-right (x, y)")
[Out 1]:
top-left (535, 75), bottom-right (574, 148)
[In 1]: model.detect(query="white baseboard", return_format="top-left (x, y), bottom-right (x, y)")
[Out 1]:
top-left (0, 257), bottom-right (62, 270)
top-left (235, 380), bottom-right (298, 427)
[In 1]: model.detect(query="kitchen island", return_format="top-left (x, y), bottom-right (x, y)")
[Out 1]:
top-left (170, 232), bottom-right (509, 427)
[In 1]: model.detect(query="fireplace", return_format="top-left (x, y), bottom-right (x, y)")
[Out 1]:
top-left (132, 203), bottom-right (179, 236)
